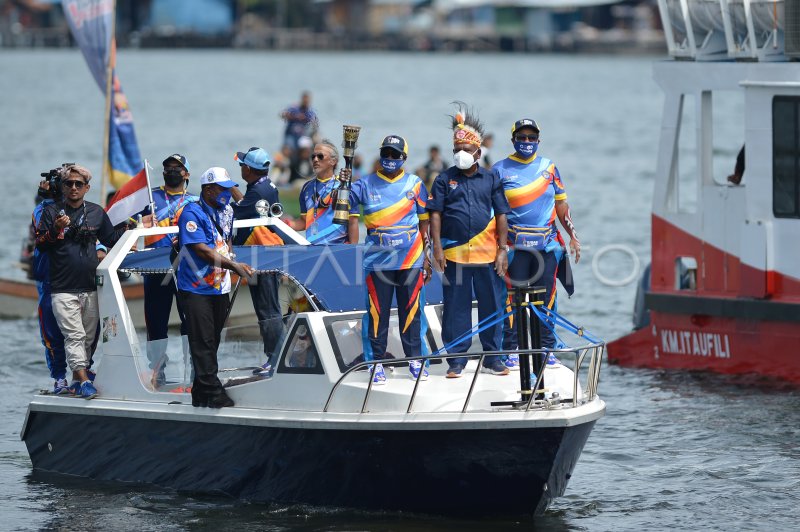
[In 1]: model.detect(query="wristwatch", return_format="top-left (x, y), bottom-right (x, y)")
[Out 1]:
top-left (498, 244), bottom-right (509, 251)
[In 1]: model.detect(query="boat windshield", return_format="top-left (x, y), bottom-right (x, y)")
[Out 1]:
top-left (324, 312), bottom-right (437, 373)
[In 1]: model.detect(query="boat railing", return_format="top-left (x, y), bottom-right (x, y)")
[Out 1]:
top-left (323, 343), bottom-right (604, 414)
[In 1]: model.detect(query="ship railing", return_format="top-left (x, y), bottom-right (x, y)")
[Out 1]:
top-left (323, 343), bottom-right (604, 414)
top-left (658, 0), bottom-right (789, 61)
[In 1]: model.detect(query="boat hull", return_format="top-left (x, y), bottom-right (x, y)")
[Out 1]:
top-left (608, 312), bottom-right (800, 384)
top-left (23, 406), bottom-right (596, 517)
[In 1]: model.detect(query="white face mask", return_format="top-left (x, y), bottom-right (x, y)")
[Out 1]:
top-left (454, 149), bottom-right (477, 170)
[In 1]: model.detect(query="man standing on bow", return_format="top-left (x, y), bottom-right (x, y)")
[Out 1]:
top-left (347, 135), bottom-right (431, 385)
top-left (290, 139), bottom-right (359, 244)
top-left (230, 147), bottom-right (284, 370)
top-left (494, 119), bottom-right (580, 365)
top-left (428, 104), bottom-right (511, 378)
top-left (142, 154), bottom-right (198, 388)
top-left (176, 167), bottom-right (255, 408)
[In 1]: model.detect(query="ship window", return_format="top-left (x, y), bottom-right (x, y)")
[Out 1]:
top-left (712, 91), bottom-right (745, 186)
top-left (773, 97), bottom-right (800, 218)
top-left (276, 319), bottom-right (324, 375)
top-left (675, 94), bottom-right (698, 212)
top-left (675, 257), bottom-right (697, 290)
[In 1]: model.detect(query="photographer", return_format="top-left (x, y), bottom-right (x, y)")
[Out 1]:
top-left (35, 164), bottom-right (140, 399)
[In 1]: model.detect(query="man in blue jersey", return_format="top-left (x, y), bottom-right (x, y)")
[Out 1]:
top-left (494, 119), bottom-right (580, 367)
top-left (142, 154), bottom-right (199, 388)
top-left (347, 135), bottom-right (431, 384)
top-left (230, 147), bottom-right (284, 370)
top-left (289, 139), bottom-right (359, 244)
top-left (429, 105), bottom-right (511, 378)
top-left (176, 167), bottom-right (255, 408)
top-left (280, 91), bottom-right (318, 151)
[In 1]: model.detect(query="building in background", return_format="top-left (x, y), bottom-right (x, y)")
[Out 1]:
top-left (0, 0), bottom-right (664, 52)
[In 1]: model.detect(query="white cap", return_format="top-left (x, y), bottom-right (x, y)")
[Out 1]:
top-left (200, 167), bottom-right (238, 189)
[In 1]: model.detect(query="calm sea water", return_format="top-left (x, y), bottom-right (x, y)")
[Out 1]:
top-left (0, 50), bottom-right (798, 531)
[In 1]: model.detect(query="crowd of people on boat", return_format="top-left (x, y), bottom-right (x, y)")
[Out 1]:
top-left (30, 99), bottom-right (580, 408)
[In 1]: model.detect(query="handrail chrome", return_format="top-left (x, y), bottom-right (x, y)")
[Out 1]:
top-left (323, 342), bottom-right (605, 414)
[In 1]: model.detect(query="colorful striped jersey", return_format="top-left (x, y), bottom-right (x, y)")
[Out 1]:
top-left (298, 176), bottom-right (352, 244)
top-left (351, 170), bottom-right (429, 271)
top-left (143, 187), bottom-right (199, 248)
top-left (175, 201), bottom-right (232, 295)
top-left (427, 166), bottom-right (511, 264)
top-left (493, 153), bottom-right (566, 250)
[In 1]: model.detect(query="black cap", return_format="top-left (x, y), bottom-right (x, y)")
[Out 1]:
top-left (511, 119), bottom-right (540, 136)
top-left (162, 153), bottom-right (190, 172)
top-left (379, 135), bottom-right (409, 156)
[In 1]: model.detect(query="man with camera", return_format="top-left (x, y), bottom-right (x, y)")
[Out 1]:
top-left (35, 164), bottom-right (142, 399)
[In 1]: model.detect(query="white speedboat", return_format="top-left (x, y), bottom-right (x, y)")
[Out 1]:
top-left (21, 215), bottom-right (605, 517)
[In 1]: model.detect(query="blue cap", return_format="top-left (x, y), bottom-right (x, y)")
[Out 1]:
top-left (200, 167), bottom-right (238, 189)
top-left (235, 147), bottom-right (271, 171)
top-left (163, 153), bottom-right (190, 172)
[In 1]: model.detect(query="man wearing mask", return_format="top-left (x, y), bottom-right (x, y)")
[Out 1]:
top-left (346, 135), bottom-right (431, 385)
top-left (428, 104), bottom-right (511, 379)
top-left (176, 167), bottom-right (255, 408)
top-left (289, 139), bottom-right (359, 244)
top-left (36, 165), bottom-right (139, 398)
top-left (142, 154), bottom-right (198, 388)
top-left (494, 119), bottom-right (580, 368)
top-left (230, 147), bottom-right (284, 371)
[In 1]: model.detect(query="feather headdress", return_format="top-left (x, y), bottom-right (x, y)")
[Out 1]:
top-left (449, 101), bottom-right (484, 148)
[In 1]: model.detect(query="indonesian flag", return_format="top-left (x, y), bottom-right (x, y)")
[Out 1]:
top-left (106, 168), bottom-right (150, 226)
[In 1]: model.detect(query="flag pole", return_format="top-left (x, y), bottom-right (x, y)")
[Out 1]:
top-left (100, 0), bottom-right (117, 208)
top-left (144, 159), bottom-right (156, 216)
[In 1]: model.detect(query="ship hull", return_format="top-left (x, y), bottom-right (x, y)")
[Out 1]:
top-left (23, 405), bottom-right (596, 517)
top-left (608, 311), bottom-right (800, 384)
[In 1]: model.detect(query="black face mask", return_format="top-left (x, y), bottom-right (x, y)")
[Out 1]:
top-left (163, 168), bottom-right (185, 188)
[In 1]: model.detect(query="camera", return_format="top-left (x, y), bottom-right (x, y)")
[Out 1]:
top-left (38, 162), bottom-right (75, 199)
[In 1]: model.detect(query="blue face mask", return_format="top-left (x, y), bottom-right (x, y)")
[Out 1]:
top-left (380, 157), bottom-right (405, 173)
top-left (514, 141), bottom-right (538, 158)
top-left (216, 189), bottom-right (232, 207)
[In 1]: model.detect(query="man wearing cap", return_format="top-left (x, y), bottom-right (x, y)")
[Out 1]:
top-left (230, 147), bottom-right (284, 369)
top-left (494, 119), bottom-right (581, 366)
top-left (346, 135), bottom-right (431, 384)
top-left (428, 104), bottom-right (511, 378)
top-left (290, 139), bottom-right (359, 245)
top-left (175, 167), bottom-right (255, 408)
top-left (36, 164), bottom-right (141, 398)
top-left (141, 154), bottom-right (199, 388)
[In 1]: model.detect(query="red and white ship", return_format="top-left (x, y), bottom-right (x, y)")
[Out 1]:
top-left (608, 0), bottom-right (800, 383)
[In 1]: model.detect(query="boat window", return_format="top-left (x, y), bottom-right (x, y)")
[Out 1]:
top-left (712, 91), bottom-right (745, 186)
top-left (674, 94), bottom-right (698, 212)
top-left (324, 312), bottom-right (436, 373)
top-left (277, 318), bottom-right (324, 375)
top-left (773, 97), bottom-right (800, 218)
top-left (675, 257), bottom-right (697, 290)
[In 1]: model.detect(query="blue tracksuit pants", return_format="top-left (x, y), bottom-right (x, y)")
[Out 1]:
top-left (442, 262), bottom-right (505, 369)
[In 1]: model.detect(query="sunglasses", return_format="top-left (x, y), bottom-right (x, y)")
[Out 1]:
top-left (380, 149), bottom-right (404, 160)
top-left (62, 180), bottom-right (87, 189)
top-left (311, 153), bottom-right (326, 161)
top-left (514, 135), bottom-right (540, 142)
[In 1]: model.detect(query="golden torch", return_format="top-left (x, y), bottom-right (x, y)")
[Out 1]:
top-left (332, 124), bottom-right (361, 225)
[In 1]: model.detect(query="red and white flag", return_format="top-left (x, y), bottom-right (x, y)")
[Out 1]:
top-left (106, 168), bottom-right (150, 226)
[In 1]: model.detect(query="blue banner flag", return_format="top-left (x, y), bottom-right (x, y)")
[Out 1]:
top-left (62, 0), bottom-right (142, 189)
